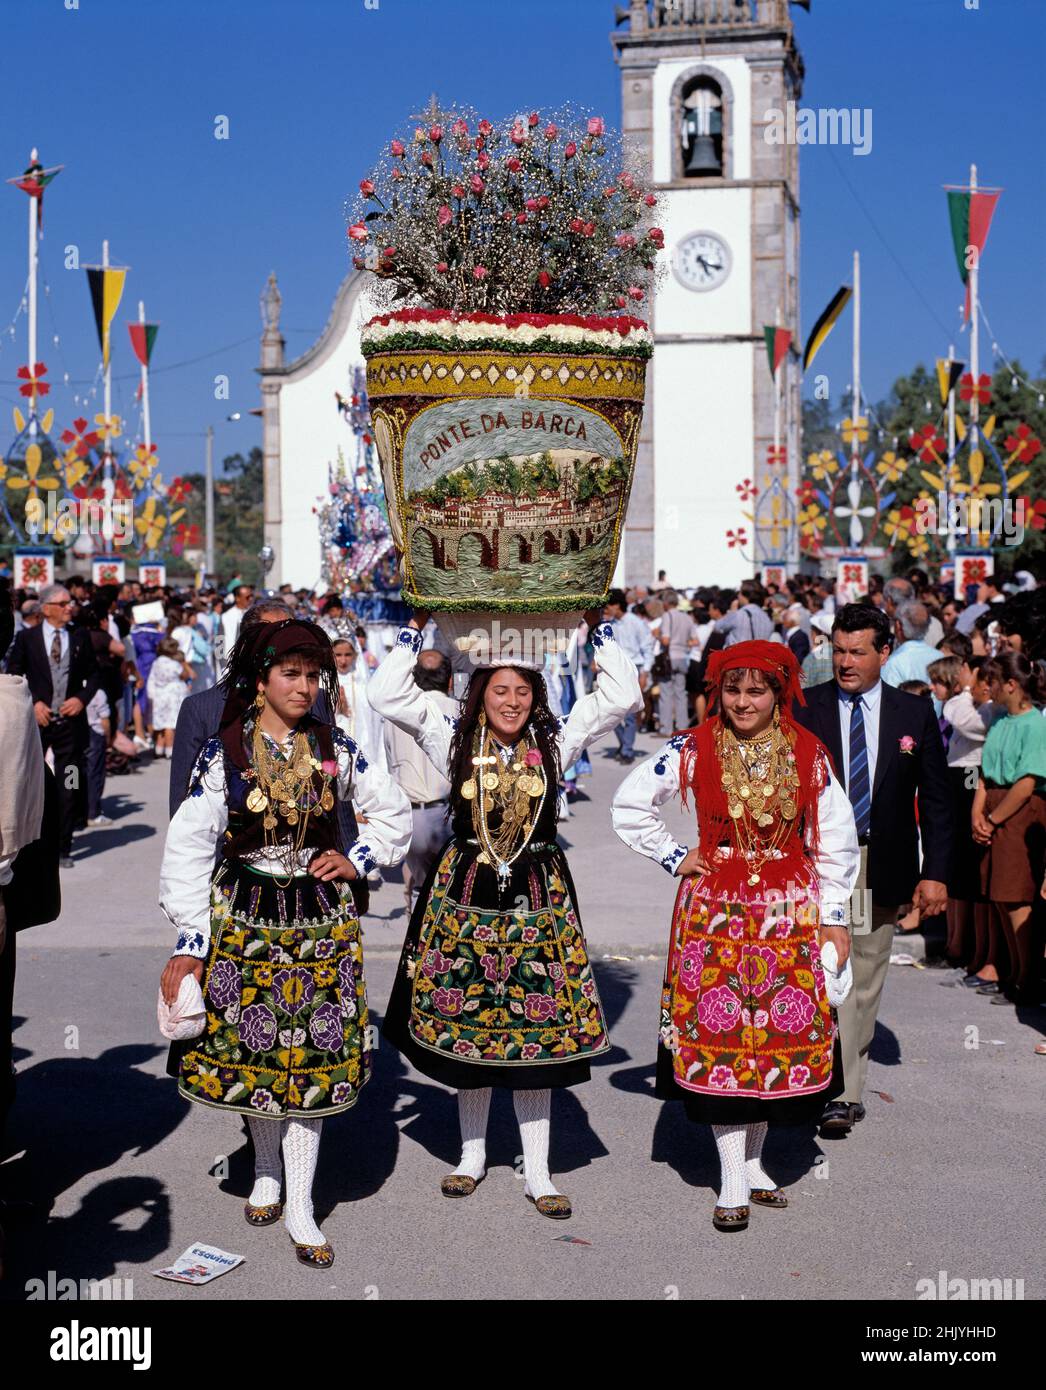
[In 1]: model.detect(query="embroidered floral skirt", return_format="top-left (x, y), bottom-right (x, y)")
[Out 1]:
top-left (172, 861), bottom-right (370, 1118)
top-left (655, 874), bottom-right (843, 1125)
top-left (383, 839), bottom-right (609, 1089)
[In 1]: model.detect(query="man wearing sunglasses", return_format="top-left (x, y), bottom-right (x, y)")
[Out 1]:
top-left (3, 584), bottom-right (100, 868)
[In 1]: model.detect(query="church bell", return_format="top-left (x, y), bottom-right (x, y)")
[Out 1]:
top-left (684, 133), bottom-right (721, 176)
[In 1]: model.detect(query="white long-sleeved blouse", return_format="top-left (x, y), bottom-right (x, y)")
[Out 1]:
top-left (160, 725), bottom-right (412, 959)
top-left (611, 734), bottom-right (859, 926)
top-left (367, 622), bottom-right (643, 778)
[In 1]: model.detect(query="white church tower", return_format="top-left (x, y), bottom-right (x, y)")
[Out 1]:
top-left (612, 0), bottom-right (805, 588)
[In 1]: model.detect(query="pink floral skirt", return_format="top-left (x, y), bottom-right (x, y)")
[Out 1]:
top-left (658, 873), bottom-right (838, 1113)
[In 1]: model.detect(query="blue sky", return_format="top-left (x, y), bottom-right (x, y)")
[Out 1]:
top-left (0, 0), bottom-right (1041, 483)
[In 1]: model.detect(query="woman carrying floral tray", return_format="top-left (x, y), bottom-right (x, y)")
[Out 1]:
top-left (368, 610), bottom-right (641, 1219)
top-left (158, 620), bottom-right (411, 1269)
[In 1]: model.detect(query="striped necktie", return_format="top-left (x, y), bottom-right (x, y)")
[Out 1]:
top-left (848, 693), bottom-right (871, 836)
top-left (50, 628), bottom-right (62, 663)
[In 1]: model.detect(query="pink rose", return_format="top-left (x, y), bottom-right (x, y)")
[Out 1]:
top-left (477, 150), bottom-right (491, 170)
top-left (618, 171), bottom-right (635, 189)
top-left (900, 735), bottom-right (916, 754)
top-left (528, 111), bottom-right (540, 128)
top-left (737, 944), bottom-right (778, 999)
top-left (451, 182), bottom-right (465, 198)
top-left (420, 150), bottom-right (433, 168)
top-left (707, 1064), bottom-right (738, 1090)
top-left (627, 285), bottom-right (644, 301)
top-left (564, 141), bottom-right (577, 158)
top-left (587, 116), bottom-right (605, 137)
top-left (347, 222), bottom-right (368, 242)
top-left (390, 139), bottom-right (405, 157)
top-left (390, 167), bottom-right (404, 181)
top-left (769, 985), bottom-right (815, 1035)
top-left (507, 157), bottom-right (522, 173)
top-left (678, 943), bottom-right (704, 994)
top-left (451, 118), bottom-right (468, 138)
top-left (510, 125), bottom-right (527, 146)
top-left (569, 217), bottom-right (583, 234)
top-left (525, 748), bottom-right (542, 766)
top-left (644, 192), bottom-right (657, 207)
top-left (478, 119), bottom-right (493, 136)
top-left (470, 174), bottom-right (485, 194)
top-left (321, 758), bottom-right (338, 776)
top-left (614, 294), bottom-right (626, 308)
top-left (437, 205), bottom-right (452, 226)
top-left (429, 124), bottom-right (443, 143)
top-left (537, 195), bottom-right (549, 209)
top-left (545, 123), bottom-right (558, 141)
top-left (615, 233), bottom-right (636, 249)
top-left (359, 179), bottom-right (375, 197)
top-left (697, 984), bottom-right (742, 1034)
top-left (436, 262), bottom-right (448, 273)
top-left (472, 265), bottom-right (488, 280)
top-left (516, 212), bottom-right (527, 224)
top-left (538, 270), bottom-right (551, 288)
top-left (648, 227), bottom-right (665, 245)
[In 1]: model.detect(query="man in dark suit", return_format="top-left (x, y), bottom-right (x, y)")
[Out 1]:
top-left (4, 583), bottom-right (100, 868)
top-left (795, 603), bottom-right (950, 1135)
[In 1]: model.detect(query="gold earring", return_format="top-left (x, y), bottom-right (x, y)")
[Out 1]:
top-left (773, 703), bottom-right (780, 727)
top-left (255, 691), bottom-right (266, 711)
top-left (478, 708), bottom-right (487, 728)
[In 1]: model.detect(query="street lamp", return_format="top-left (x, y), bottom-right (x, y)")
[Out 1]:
top-left (204, 412), bottom-right (243, 583)
top-left (258, 542), bottom-right (275, 591)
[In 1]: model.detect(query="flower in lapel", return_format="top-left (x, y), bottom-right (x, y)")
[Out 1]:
top-left (899, 735), bottom-right (916, 755)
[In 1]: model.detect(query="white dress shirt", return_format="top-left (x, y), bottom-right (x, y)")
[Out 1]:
top-left (40, 619), bottom-right (69, 661)
top-left (837, 679), bottom-right (883, 793)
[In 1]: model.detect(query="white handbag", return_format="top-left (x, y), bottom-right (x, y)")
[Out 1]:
top-left (157, 973), bottom-right (207, 1041)
top-left (819, 939), bottom-right (853, 1008)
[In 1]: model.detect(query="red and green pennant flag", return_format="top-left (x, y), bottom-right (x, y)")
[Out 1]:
top-left (946, 188), bottom-right (1000, 322)
top-left (763, 326), bottom-right (792, 379)
top-left (7, 156), bottom-right (63, 230)
top-left (935, 357), bottom-right (965, 406)
top-left (128, 321), bottom-right (159, 368)
top-left (85, 265), bottom-right (128, 367)
top-left (802, 285), bottom-right (852, 372)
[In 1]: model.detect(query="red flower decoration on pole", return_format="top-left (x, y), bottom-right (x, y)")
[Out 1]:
top-left (61, 417), bottom-right (101, 459)
top-left (912, 424), bottom-right (946, 464)
top-left (1017, 497), bottom-right (1046, 532)
top-left (959, 372), bottom-right (991, 406)
top-left (725, 527), bottom-right (748, 549)
top-left (735, 478), bottom-right (757, 502)
top-left (765, 444), bottom-right (787, 467)
top-left (17, 362), bottom-right (49, 400)
top-left (1004, 423), bottom-right (1042, 465)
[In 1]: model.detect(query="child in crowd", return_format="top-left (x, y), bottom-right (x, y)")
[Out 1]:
top-left (147, 636), bottom-right (193, 759)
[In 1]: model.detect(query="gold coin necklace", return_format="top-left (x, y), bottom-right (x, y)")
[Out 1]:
top-left (717, 720), bottom-right (800, 887)
top-left (461, 723), bottom-right (546, 888)
top-left (248, 722), bottom-right (335, 886)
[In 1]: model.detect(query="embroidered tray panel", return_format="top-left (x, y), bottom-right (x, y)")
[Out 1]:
top-left (367, 342), bottom-right (647, 613)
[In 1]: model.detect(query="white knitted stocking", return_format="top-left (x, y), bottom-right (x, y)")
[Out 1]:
top-left (513, 1088), bottom-right (561, 1202)
top-left (711, 1124), bottom-right (749, 1207)
top-left (450, 1087), bottom-right (491, 1182)
top-left (246, 1116), bottom-right (283, 1208)
top-left (744, 1120), bottom-right (775, 1191)
top-left (282, 1116), bottom-right (326, 1246)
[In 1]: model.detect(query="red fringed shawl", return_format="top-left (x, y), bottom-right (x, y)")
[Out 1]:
top-left (678, 641), bottom-right (831, 900)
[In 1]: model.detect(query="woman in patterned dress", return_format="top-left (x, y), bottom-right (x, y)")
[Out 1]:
top-left (158, 620), bottom-right (410, 1268)
top-left (368, 610), bottom-right (641, 1218)
top-left (612, 640), bottom-right (858, 1232)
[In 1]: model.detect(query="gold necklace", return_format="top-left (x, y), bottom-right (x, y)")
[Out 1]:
top-left (717, 721), bottom-right (801, 887)
top-left (246, 722), bottom-right (335, 885)
top-left (461, 724), bottom-right (546, 887)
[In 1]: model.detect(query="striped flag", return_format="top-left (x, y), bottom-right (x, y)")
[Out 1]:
top-left (935, 357), bottom-right (965, 406)
top-left (7, 158), bottom-right (63, 230)
top-left (86, 266), bottom-right (128, 367)
top-left (128, 321), bottom-right (159, 368)
top-left (802, 286), bottom-right (852, 372)
top-left (763, 326), bottom-right (792, 379)
top-left (946, 189), bottom-right (1000, 322)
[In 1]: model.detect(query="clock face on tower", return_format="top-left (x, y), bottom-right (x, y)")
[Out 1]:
top-left (672, 231), bottom-right (732, 292)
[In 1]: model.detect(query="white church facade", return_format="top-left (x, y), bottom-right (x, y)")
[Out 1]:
top-left (260, 0), bottom-right (805, 591)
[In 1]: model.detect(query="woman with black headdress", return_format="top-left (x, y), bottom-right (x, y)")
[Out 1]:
top-left (368, 611), bottom-right (641, 1218)
top-left (158, 619), bottom-right (410, 1268)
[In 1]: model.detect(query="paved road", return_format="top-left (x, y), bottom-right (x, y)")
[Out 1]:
top-left (2, 738), bottom-right (1041, 1301)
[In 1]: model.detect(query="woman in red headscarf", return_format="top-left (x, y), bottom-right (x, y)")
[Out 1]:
top-left (613, 640), bottom-right (858, 1232)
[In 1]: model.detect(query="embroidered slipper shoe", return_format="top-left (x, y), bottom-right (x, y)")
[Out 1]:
top-left (749, 1188), bottom-right (788, 1208)
top-left (712, 1205), bottom-right (749, 1232)
top-left (525, 1189), bottom-right (572, 1219)
top-left (440, 1174), bottom-right (481, 1198)
top-left (292, 1240), bottom-right (335, 1269)
top-left (243, 1201), bottom-right (283, 1227)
